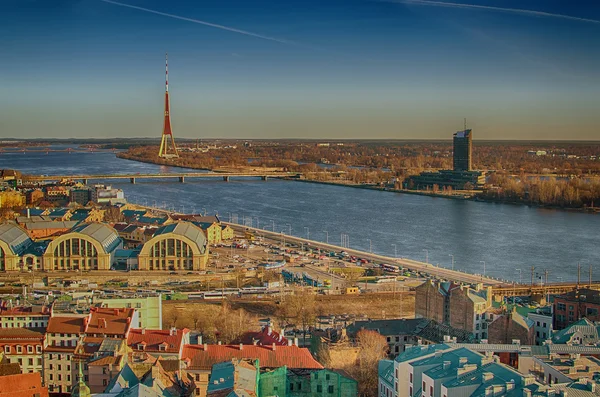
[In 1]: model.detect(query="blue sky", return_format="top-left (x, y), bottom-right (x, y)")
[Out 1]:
top-left (1, 0), bottom-right (599, 140)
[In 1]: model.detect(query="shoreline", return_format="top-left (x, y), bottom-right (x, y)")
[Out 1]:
top-left (116, 154), bottom-right (598, 214)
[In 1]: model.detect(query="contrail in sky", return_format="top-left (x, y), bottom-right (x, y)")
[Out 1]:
top-left (386, 0), bottom-right (600, 25)
top-left (99, 0), bottom-right (300, 46)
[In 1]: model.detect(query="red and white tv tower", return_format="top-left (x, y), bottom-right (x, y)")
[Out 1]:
top-left (158, 53), bottom-right (179, 158)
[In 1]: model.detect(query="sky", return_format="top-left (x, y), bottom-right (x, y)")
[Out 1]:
top-left (1, 0), bottom-right (599, 140)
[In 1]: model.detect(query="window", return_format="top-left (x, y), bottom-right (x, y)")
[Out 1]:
top-left (29, 358), bottom-right (33, 366)
top-left (298, 383), bottom-right (301, 390)
top-left (27, 345), bottom-right (33, 353)
top-left (557, 303), bottom-right (566, 311)
top-left (49, 374), bottom-right (53, 381)
top-left (326, 374), bottom-right (330, 380)
top-left (587, 308), bottom-right (599, 316)
top-left (423, 382), bottom-right (426, 391)
top-left (4, 346), bottom-right (9, 353)
top-left (569, 305), bottom-right (574, 310)
top-left (49, 364), bottom-right (53, 370)
top-left (430, 386), bottom-right (433, 396)
top-left (315, 373), bottom-right (319, 380)
top-left (410, 373), bottom-right (413, 383)
top-left (410, 387), bottom-right (413, 396)
top-left (58, 374), bottom-right (62, 381)
top-left (395, 336), bottom-right (400, 342)
top-left (103, 379), bottom-right (107, 386)
top-left (476, 313), bottom-right (480, 320)
top-left (537, 321), bottom-right (540, 326)
top-left (328, 385), bottom-right (334, 393)
top-left (290, 383), bottom-right (294, 391)
top-left (387, 337), bottom-right (391, 342)
top-left (317, 385), bottom-right (323, 393)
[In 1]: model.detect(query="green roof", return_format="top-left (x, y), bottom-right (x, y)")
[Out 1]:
top-left (395, 344), bottom-right (451, 363)
top-left (378, 360), bottom-right (394, 388)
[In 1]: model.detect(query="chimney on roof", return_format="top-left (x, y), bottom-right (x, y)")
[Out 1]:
top-left (198, 335), bottom-right (203, 345)
top-left (294, 338), bottom-right (298, 347)
top-left (218, 341), bottom-right (222, 345)
top-left (253, 339), bottom-right (258, 346)
top-left (114, 308), bottom-right (119, 315)
top-left (141, 328), bottom-right (146, 335)
top-left (170, 327), bottom-right (176, 336)
top-left (288, 339), bottom-right (292, 346)
top-left (272, 343), bottom-right (276, 351)
top-left (239, 343), bottom-right (243, 351)
top-left (27, 208), bottom-right (30, 218)
top-left (267, 326), bottom-right (272, 335)
top-left (443, 361), bottom-right (451, 370)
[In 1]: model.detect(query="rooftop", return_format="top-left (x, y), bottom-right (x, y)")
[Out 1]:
top-left (0, 222), bottom-right (32, 255)
top-left (558, 289), bottom-right (600, 305)
top-left (86, 307), bottom-right (136, 337)
top-left (127, 328), bottom-right (189, 354)
top-left (46, 316), bottom-right (86, 334)
top-left (552, 318), bottom-right (600, 345)
top-left (182, 344), bottom-right (323, 370)
top-left (153, 222), bottom-right (207, 253)
top-left (71, 222), bottom-right (121, 253)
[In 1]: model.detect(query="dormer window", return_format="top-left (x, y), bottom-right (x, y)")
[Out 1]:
top-left (4, 346), bottom-right (10, 354)
top-left (16, 345), bottom-right (22, 354)
top-left (159, 343), bottom-right (168, 351)
top-left (137, 343), bottom-right (146, 351)
top-left (27, 346), bottom-right (33, 353)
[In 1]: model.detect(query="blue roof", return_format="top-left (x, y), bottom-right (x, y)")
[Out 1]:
top-left (137, 216), bottom-right (167, 225)
top-left (122, 210), bottom-right (147, 218)
top-left (69, 209), bottom-right (91, 221)
top-left (0, 223), bottom-right (33, 255)
top-left (115, 249), bottom-right (140, 259)
top-left (395, 344), bottom-right (451, 363)
top-left (379, 360), bottom-right (394, 388)
top-left (207, 361), bottom-right (235, 392)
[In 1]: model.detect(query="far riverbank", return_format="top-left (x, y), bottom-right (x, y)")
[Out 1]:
top-left (117, 152), bottom-right (598, 214)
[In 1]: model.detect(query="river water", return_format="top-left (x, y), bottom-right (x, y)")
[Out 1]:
top-left (1, 149), bottom-right (597, 283)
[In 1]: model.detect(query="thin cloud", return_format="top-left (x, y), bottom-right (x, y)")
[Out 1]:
top-left (99, 0), bottom-right (300, 46)
top-left (386, 0), bottom-right (600, 25)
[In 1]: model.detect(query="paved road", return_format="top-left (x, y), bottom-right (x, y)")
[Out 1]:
top-left (227, 223), bottom-right (506, 286)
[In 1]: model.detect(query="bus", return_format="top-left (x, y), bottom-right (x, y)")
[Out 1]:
top-left (380, 264), bottom-right (400, 273)
top-left (376, 275), bottom-right (398, 283)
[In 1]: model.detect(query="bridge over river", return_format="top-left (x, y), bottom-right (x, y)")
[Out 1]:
top-left (24, 172), bottom-right (301, 184)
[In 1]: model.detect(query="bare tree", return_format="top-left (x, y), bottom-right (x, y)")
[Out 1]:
top-left (350, 330), bottom-right (388, 397)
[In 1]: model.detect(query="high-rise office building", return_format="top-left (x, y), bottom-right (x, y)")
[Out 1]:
top-left (453, 129), bottom-right (472, 171)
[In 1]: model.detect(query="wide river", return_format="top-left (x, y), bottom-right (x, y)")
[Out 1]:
top-left (2, 148), bottom-right (598, 283)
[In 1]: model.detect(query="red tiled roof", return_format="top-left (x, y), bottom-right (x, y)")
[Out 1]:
top-left (127, 328), bottom-right (189, 354)
top-left (46, 316), bottom-right (85, 334)
top-left (86, 307), bottom-right (135, 337)
top-left (0, 328), bottom-right (44, 340)
top-left (237, 327), bottom-right (289, 346)
top-left (0, 372), bottom-right (49, 397)
top-left (88, 355), bottom-right (123, 366)
top-left (0, 305), bottom-right (50, 316)
top-left (182, 344), bottom-right (323, 370)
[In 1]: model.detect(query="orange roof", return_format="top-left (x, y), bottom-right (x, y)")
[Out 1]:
top-left (0, 328), bottom-right (44, 340)
top-left (0, 372), bottom-right (48, 397)
top-left (88, 355), bottom-right (123, 366)
top-left (86, 307), bottom-right (135, 337)
top-left (46, 316), bottom-right (85, 334)
top-left (0, 305), bottom-right (50, 316)
top-left (182, 344), bottom-right (323, 370)
top-left (127, 328), bottom-right (189, 354)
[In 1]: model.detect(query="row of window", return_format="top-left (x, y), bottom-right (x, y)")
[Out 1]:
top-left (3, 344), bottom-right (42, 354)
top-left (0, 321), bottom-right (47, 328)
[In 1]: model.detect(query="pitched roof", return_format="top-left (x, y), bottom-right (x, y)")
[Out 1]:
top-left (395, 344), bottom-right (452, 363)
top-left (46, 316), bottom-right (86, 334)
top-left (88, 355), bottom-right (123, 366)
top-left (182, 344), bottom-right (323, 370)
top-left (127, 328), bottom-right (189, 354)
top-left (87, 307), bottom-right (135, 337)
top-left (0, 328), bottom-right (44, 340)
top-left (347, 318), bottom-right (428, 337)
top-left (0, 222), bottom-right (32, 255)
top-left (153, 222), bottom-right (207, 253)
top-left (378, 360), bottom-right (394, 388)
top-left (71, 222), bottom-right (121, 253)
top-left (552, 318), bottom-right (600, 345)
top-left (236, 326), bottom-right (289, 346)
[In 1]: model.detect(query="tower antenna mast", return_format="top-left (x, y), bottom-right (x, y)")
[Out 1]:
top-left (158, 52), bottom-right (179, 158)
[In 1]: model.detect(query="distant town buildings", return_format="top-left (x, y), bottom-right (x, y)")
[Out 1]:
top-left (405, 128), bottom-right (484, 191)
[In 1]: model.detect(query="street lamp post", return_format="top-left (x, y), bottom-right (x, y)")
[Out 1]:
top-left (449, 254), bottom-right (454, 271)
top-left (254, 217), bottom-right (260, 229)
top-left (367, 239), bottom-right (372, 253)
top-left (392, 244), bottom-right (397, 259)
top-left (516, 268), bottom-right (522, 284)
top-left (423, 249), bottom-right (428, 264)
top-left (271, 220), bottom-right (275, 232)
top-left (323, 231), bottom-right (328, 244)
top-left (481, 261), bottom-right (486, 278)
top-left (304, 227), bottom-right (310, 240)
top-left (285, 223), bottom-right (292, 236)
top-left (202, 207), bottom-right (207, 216)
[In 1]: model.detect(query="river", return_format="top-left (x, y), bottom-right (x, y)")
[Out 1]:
top-left (1, 148), bottom-right (597, 283)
